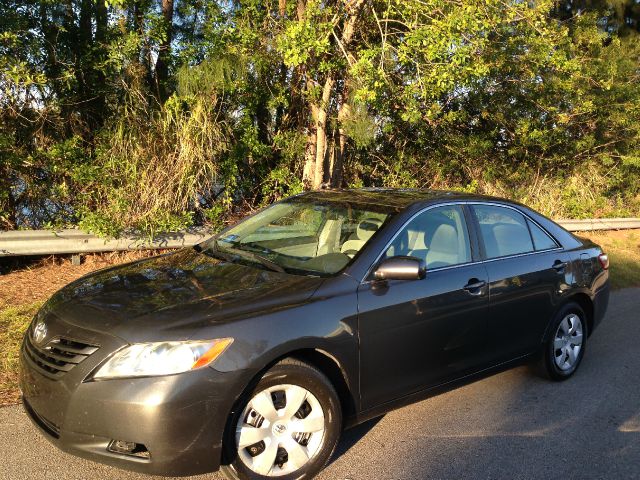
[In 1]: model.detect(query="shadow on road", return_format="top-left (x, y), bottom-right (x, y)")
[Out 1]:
top-left (329, 415), bottom-right (384, 465)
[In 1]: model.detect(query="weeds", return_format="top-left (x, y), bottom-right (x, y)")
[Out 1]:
top-left (0, 302), bottom-right (41, 405)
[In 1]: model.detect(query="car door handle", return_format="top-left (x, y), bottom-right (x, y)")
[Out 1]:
top-left (552, 260), bottom-right (568, 272)
top-left (463, 279), bottom-right (487, 295)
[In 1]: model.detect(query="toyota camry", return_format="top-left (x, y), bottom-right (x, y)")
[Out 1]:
top-left (20, 189), bottom-right (610, 479)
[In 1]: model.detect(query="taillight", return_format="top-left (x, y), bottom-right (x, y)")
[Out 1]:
top-left (598, 253), bottom-right (609, 270)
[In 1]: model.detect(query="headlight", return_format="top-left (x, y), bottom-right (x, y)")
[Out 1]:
top-left (93, 338), bottom-right (233, 379)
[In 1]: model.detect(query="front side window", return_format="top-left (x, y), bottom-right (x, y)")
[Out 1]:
top-left (384, 205), bottom-right (471, 269)
top-left (203, 200), bottom-right (393, 275)
top-left (472, 205), bottom-right (534, 259)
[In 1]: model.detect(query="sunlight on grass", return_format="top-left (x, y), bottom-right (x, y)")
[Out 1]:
top-left (583, 230), bottom-right (640, 290)
top-left (0, 302), bottom-right (42, 405)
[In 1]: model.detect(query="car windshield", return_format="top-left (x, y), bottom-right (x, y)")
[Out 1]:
top-left (202, 199), bottom-right (394, 276)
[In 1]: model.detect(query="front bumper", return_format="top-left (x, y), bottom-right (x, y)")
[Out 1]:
top-left (19, 330), bottom-right (245, 477)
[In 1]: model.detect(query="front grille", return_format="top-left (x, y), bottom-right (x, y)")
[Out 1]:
top-left (23, 333), bottom-right (99, 379)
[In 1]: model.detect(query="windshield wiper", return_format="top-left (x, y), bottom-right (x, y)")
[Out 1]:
top-left (234, 249), bottom-right (286, 273)
top-left (214, 242), bottom-right (286, 274)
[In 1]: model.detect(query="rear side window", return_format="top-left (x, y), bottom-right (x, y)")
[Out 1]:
top-left (472, 205), bottom-right (534, 259)
top-left (527, 220), bottom-right (558, 251)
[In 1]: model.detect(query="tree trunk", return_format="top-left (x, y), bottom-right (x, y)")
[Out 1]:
top-left (331, 119), bottom-right (347, 187)
top-left (312, 99), bottom-right (338, 188)
top-left (133, 1), bottom-right (153, 93)
top-left (93, 0), bottom-right (108, 126)
top-left (78, 0), bottom-right (92, 45)
top-left (305, 76), bottom-right (335, 189)
top-left (61, 0), bottom-right (79, 136)
top-left (302, 128), bottom-right (317, 187)
top-left (333, 77), bottom-right (353, 188)
top-left (95, 0), bottom-right (107, 43)
top-left (39, 3), bottom-right (59, 93)
top-left (301, 1), bottom-right (363, 190)
top-left (314, 119), bottom-right (327, 188)
top-left (328, 2), bottom-right (363, 187)
top-left (327, 132), bottom-right (338, 185)
top-left (155, 0), bottom-right (174, 101)
top-left (78, 0), bottom-right (97, 129)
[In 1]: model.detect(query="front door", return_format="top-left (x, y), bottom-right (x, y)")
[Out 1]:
top-left (358, 205), bottom-right (490, 410)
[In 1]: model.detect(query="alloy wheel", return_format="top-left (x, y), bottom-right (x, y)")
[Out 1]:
top-left (553, 313), bottom-right (584, 371)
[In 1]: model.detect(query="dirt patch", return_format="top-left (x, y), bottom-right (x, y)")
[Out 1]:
top-left (0, 250), bottom-right (171, 308)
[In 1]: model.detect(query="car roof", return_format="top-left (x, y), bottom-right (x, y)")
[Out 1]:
top-left (291, 188), bottom-right (517, 211)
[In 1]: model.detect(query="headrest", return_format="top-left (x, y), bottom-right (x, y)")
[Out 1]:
top-left (429, 223), bottom-right (459, 254)
top-left (357, 217), bottom-right (383, 241)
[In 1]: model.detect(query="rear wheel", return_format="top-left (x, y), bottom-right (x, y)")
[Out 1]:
top-left (540, 302), bottom-right (587, 380)
top-left (221, 359), bottom-right (341, 480)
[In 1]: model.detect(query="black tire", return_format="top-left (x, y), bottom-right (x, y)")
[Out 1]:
top-left (221, 358), bottom-right (342, 480)
top-left (540, 302), bottom-right (588, 381)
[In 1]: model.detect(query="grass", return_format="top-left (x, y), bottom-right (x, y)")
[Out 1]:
top-left (582, 230), bottom-right (640, 290)
top-left (0, 302), bottom-right (42, 405)
top-left (0, 230), bottom-right (637, 406)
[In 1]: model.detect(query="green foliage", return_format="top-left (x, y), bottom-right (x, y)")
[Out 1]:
top-left (176, 56), bottom-right (243, 97)
top-left (277, 1), bottom-right (334, 68)
top-left (261, 166), bottom-right (305, 205)
top-left (1, 0), bottom-right (639, 236)
top-left (341, 103), bottom-right (376, 149)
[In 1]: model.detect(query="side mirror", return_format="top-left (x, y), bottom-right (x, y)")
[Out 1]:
top-left (373, 256), bottom-right (426, 281)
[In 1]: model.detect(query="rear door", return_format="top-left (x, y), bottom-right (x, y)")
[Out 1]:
top-left (470, 204), bottom-right (570, 362)
top-left (357, 204), bottom-right (491, 409)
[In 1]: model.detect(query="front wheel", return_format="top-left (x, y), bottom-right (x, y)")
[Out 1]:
top-left (540, 302), bottom-right (588, 380)
top-left (221, 359), bottom-right (342, 480)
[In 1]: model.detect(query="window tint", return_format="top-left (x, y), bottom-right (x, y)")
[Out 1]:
top-left (528, 220), bottom-right (558, 251)
top-left (385, 206), bottom-right (471, 269)
top-left (472, 205), bottom-right (534, 258)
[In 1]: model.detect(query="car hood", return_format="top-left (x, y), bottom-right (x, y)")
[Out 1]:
top-left (42, 249), bottom-right (325, 342)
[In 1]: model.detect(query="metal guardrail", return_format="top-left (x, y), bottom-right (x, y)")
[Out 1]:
top-left (556, 218), bottom-right (640, 232)
top-left (0, 228), bottom-right (212, 257)
top-left (0, 218), bottom-right (638, 257)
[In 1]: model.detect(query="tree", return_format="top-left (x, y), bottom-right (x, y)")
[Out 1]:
top-left (155, 0), bottom-right (175, 100)
top-left (1, 0), bottom-right (639, 235)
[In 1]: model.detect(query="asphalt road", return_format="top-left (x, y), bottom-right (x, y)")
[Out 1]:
top-left (1, 288), bottom-right (639, 480)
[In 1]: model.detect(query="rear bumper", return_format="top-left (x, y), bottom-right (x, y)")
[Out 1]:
top-left (591, 280), bottom-right (610, 334)
top-left (20, 346), bottom-right (244, 477)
